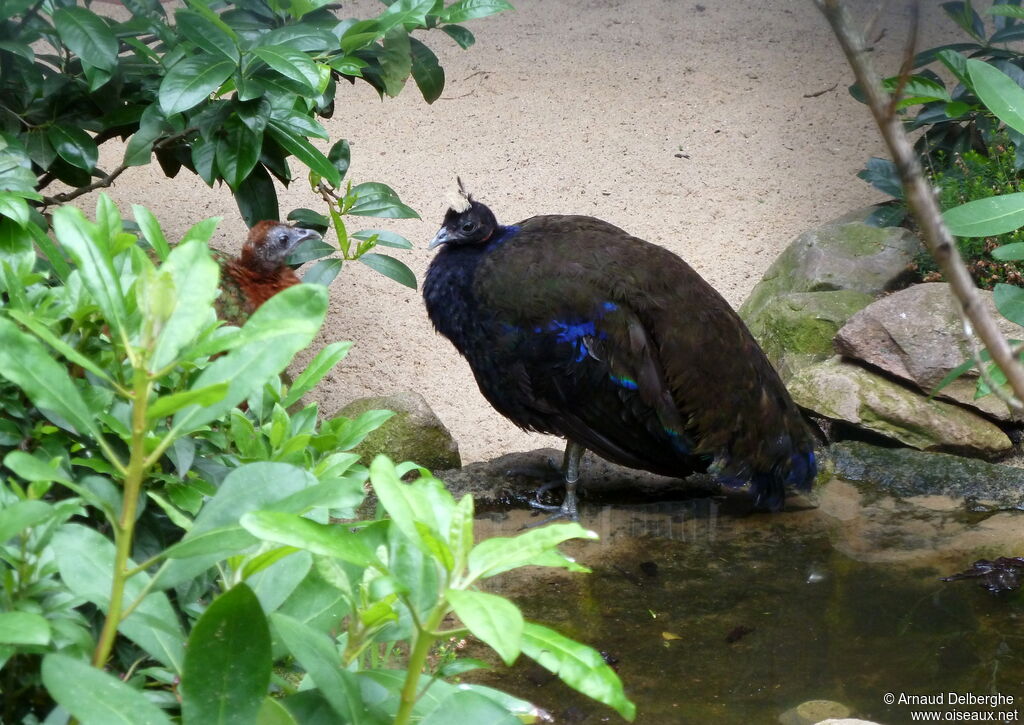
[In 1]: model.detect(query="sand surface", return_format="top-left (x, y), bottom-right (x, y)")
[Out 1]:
top-left (90, 1), bottom-right (958, 463)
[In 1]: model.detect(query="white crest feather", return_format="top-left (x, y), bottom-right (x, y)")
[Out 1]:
top-left (446, 176), bottom-right (471, 213)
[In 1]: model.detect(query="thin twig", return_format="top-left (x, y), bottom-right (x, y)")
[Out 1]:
top-left (41, 128), bottom-right (196, 208)
top-left (815, 0), bottom-right (1024, 411)
top-left (962, 318), bottom-right (1024, 412)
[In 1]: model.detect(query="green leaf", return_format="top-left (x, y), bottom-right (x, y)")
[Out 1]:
top-left (301, 258), bottom-right (343, 286)
top-left (420, 690), bottom-right (519, 725)
top-left (147, 383), bottom-right (229, 420)
top-left (379, 28), bottom-right (412, 98)
top-left (270, 613), bottom-right (367, 722)
top-left (447, 589), bottom-right (522, 665)
top-left (521, 622), bottom-right (635, 721)
top-left (253, 46), bottom-right (320, 94)
top-left (328, 139), bottom-right (350, 182)
top-left (216, 117), bottom-right (262, 190)
top-left (3, 450), bottom-right (71, 484)
top-left (171, 284), bottom-right (327, 432)
top-left (351, 229), bottom-right (413, 249)
top-left (175, 9), bottom-right (239, 62)
top-left (52, 524), bottom-right (186, 672)
top-left (181, 584), bottom-right (271, 725)
top-left (159, 55), bottom-right (235, 114)
top-left (438, 0), bottom-right (513, 23)
top-left (163, 525), bottom-right (254, 559)
top-left (943, 192), bottom-right (1024, 237)
top-left (358, 253), bottom-right (417, 289)
top-left (53, 7), bottom-right (118, 71)
top-left (994, 282), bottom-right (1024, 325)
top-left (283, 341), bottom-right (352, 407)
top-left (937, 49), bottom-right (971, 87)
top-left (0, 191), bottom-right (29, 226)
top-left (52, 205), bottom-right (127, 335)
top-left (409, 37), bottom-right (444, 103)
top-left (0, 317), bottom-right (99, 438)
top-left (151, 238), bottom-right (221, 371)
top-left (235, 164), bottom-right (280, 228)
top-left (133, 204), bottom-right (171, 259)
top-left (993, 242), bottom-right (1024, 261)
top-left (240, 511), bottom-right (378, 566)
top-left (348, 182), bottom-right (420, 218)
top-left (266, 120), bottom-right (340, 186)
top-left (0, 500), bottom-right (52, 543)
top-left (257, 697), bottom-right (299, 725)
top-left (968, 59), bottom-right (1024, 136)
top-left (467, 523), bottom-right (598, 580)
top-left (0, 611), bottom-right (50, 645)
top-left (377, 0), bottom-right (436, 31)
top-left (42, 654), bottom-right (174, 725)
top-left (47, 124), bottom-right (98, 172)
top-left (440, 24), bottom-right (475, 49)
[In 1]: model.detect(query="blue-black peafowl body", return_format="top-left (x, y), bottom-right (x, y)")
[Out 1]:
top-left (422, 182), bottom-right (816, 519)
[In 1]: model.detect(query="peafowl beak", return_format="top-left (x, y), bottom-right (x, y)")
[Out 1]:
top-left (428, 227), bottom-right (452, 250)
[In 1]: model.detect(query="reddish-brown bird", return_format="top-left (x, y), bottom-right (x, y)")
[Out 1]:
top-left (212, 220), bottom-right (320, 326)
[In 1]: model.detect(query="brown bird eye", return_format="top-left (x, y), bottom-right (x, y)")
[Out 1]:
top-left (462, 223), bottom-right (474, 232)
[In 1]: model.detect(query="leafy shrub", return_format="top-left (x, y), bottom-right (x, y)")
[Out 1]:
top-left (0, 0), bottom-right (513, 289)
top-left (0, 200), bottom-right (635, 724)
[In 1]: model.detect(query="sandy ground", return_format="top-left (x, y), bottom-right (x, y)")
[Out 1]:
top-left (90, 1), bottom-right (959, 464)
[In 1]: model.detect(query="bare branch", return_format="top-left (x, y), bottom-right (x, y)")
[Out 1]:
top-left (815, 0), bottom-right (1024, 410)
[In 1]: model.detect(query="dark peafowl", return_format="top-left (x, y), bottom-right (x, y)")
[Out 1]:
top-left (422, 181), bottom-right (817, 520)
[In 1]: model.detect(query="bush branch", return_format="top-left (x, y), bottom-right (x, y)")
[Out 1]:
top-left (815, 0), bottom-right (1024, 411)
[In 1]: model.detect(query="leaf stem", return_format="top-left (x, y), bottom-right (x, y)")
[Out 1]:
top-left (393, 605), bottom-right (447, 725)
top-left (91, 367), bottom-right (152, 668)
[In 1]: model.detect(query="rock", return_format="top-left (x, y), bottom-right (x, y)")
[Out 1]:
top-left (834, 283), bottom-right (1023, 421)
top-left (739, 205), bottom-right (921, 328)
top-left (436, 447), bottom-right (719, 506)
top-left (829, 441), bottom-right (1024, 510)
top-left (788, 357), bottom-right (1013, 457)
top-left (337, 391), bottom-right (461, 471)
top-left (740, 289), bottom-right (873, 378)
top-left (778, 700), bottom-right (851, 725)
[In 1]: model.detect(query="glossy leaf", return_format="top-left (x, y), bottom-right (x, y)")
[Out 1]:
top-left (266, 120), bottom-right (340, 187)
top-left (42, 654), bottom-right (173, 725)
top-left (943, 192), bottom-right (1024, 237)
top-left (0, 499), bottom-right (52, 542)
top-left (52, 524), bottom-right (186, 672)
top-left (216, 118), bottom-right (262, 190)
top-left (302, 258), bottom-right (343, 286)
top-left (359, 253), bottom-right (417, 289)
top-left (270, 613), bottom-right (367, 722)
top-left (995, 282), bottom-right (1024, 325)
top-left (175, 9), bottom-right (238, 62)
top-left (282, 341), bottom-right (352, 407)
top-left (0, 611), bottom-right (50, 645)
top-left (968, 59), bottom-right (1024, 136)
top-left (439, 0), bottom-right (513, 23)
top-left (235, 164), bottom-right (279, 228)
top-left (328, 139), bottom-right (350, 181)
top-left (993, 242), bottom-right (1024, 260)
top-left (376, 0), bottom-right (436, 32)
top-left (253, 46), bottom-right (319, 93)
top-left (241, 511), bottom-right (378, 566)
top-left (467, 523), bottom-right (598, 580)
top-left (0, 317), bottom-right (99, 438)
top-left (171, 284), bottom-right (327, 432)
top-left (409, 37), bottom-right (444, 103)
top-left (420, 690), bottom-right (519, 725)
top-left (180, 584), bottom-right (271, 725)
top-left (348, 182), bottom-right (419, 218)
top-left (150, 238), bottom-right (221, 371)
top-left (53, 7), bottom-right (118, 71)
top-left (522, 622), bottom-right (635, 721)
top-left (379, 28), bottom-right (412, 97)
top-left (47, 124), bottom-right (98, 172)
top-left (52, 205), bottom-right (127, 334)
top-left (447, 589), bottom-right (522, 665)
top-left (159, 55), bottom-right (235, 114)
top-left (440, 24), bottom-right (475, 49)
top-left (351, 228), bottom-right (413, 249)
top-left (147, 383), bottom-right (229, 420)
top-left (133, 204), bottom-right (171, 259)
top-left (3, 450), bottom-right (71, 484)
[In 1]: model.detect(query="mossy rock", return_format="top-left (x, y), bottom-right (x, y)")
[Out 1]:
top-left (743, 289), bottom-right (873, 378)
top-left (338, 391), bottom-right (461, 472)
top-left (739, 205), bottom-right (921, 325)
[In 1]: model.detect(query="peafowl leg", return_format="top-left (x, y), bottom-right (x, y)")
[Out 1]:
top-left (527, 440), bottom-right (584, 522)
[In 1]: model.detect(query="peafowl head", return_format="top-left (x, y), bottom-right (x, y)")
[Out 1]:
top-left (429, 178), bottom-right (498, 249)
top-left (241, 221), bottom-right (321, 273)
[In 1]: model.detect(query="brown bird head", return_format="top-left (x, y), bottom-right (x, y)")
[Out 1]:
top-left (241, 221), bottom-right (321, 274)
